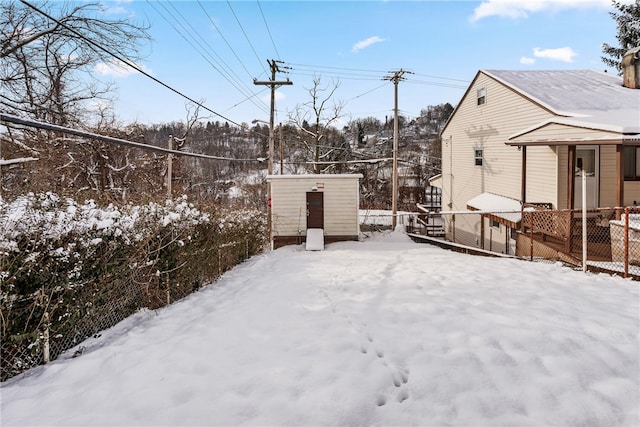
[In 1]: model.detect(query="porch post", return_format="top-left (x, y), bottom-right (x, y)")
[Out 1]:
top-left (568, 145), bottom-right (576, 209)
top-left (616, 144), bottom-right (624, 207)
top-left (521, 146), bottom-right (527, 203)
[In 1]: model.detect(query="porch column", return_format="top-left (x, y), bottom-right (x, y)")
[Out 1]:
top-left (567, 145), bottom-right (576, 209)
top-left (520, 146), bottom-right (527, 203)
top-left (616, 144), bottom-right (624, 207)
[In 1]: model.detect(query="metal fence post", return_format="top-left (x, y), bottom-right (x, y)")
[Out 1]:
top-left (43, 312), bottom-right (50, 364)
top-left (624, 207), bottom-right (629, 278)
top-left (166, 276), bottom-right (171, 306)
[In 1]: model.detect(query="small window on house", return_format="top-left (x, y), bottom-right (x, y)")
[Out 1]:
top-left (475, 149), bottom-right (483, 166)
top-left (477, 88), bottom-right (486, 106)
top-left (624, 146), bottom-right (640, 180)
top-left (491, 219), bottom-right (500, 229)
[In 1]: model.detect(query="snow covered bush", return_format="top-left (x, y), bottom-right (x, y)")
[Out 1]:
top-left (0, 193), bottom-right (267, 380)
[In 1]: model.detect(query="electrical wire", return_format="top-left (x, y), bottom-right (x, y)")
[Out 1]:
top-left (196, 0), bottom-right (257, 83)
top-left (226, 0), bottom-right (268, 77)
top-left (149, 0), bottom-right (269, 115)
top-left (256, 0), bottom-right (280, 60)
top-left (18, 0), bottom-right (251, 131)
top-left (0, 113), bottom-right (266, 162)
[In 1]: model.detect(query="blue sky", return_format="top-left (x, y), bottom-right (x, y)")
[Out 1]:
top-left (89, 0), bottom-right (626, 127)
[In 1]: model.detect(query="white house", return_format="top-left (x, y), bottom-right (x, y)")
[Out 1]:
top-left (439, 48), bottom-right (640, 255)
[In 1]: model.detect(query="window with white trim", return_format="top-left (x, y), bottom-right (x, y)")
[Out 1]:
top-left (624, 146), bottom-right (640, 180)
top-left (477, 87), bottom-right (486, 106)
top-left (475, 149), bottom-right (483, 166)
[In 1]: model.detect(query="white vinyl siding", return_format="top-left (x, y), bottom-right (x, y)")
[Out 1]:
top-left (600, 146), bottom-right (617, 208)
top-left (441, 72), bottom-right (555, 248)
top-left (557, 146), bottom-right (569, 209)
top-left (268, 175), bottom-right (361, 237)
top-left (525, 145), bottom-right (558, 207)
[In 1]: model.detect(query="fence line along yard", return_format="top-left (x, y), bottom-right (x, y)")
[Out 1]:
top-left (404, 205), bottom-right (640, 280)
top-left (0, 194), bottom-right (267, 381)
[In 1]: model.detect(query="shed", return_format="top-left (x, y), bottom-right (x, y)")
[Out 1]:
top-left (266, 174), bottom-right (363, 249)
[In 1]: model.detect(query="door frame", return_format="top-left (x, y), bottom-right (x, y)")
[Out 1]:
top-left (574, 145), bottom-right (599, 209)
top-left (306, 191), bottom-right (324, 229)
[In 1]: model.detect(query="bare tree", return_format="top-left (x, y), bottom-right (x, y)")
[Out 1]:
top-left (1, 1), bottom-right (150, 125)
top-left (1, 1), bottom-right (151, 198)
top-left (288, 76), bottom-right (346, 173)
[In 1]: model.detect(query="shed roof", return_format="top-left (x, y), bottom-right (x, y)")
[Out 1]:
top-left (267, 174), bottom-right (363, 181)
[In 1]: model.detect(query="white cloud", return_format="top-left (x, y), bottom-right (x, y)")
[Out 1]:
top-left (533, 46), bottom-right (578, 62)
top-left (520, 56), bottom-right (536, 65)
top-left (103, 6), bottom-right (127, 15)
top-left (261, 91), bottom-right (285, 106)
top-left (470, 0), bottom-right (613, 22)
top-left (94, 60), bottom-right (149, 77)
top-left (352, 36), bottom-right (386, 53)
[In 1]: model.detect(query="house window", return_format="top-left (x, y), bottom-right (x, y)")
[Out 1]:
top-left (510, 228), bottom-right (518, 240)
top-left (475, 149), bottom-right (483, 166)
top-left (477, 88), bottom-right (486, 106)
top-left (624, 146), bottom-right (640, 180)
top-left (490, 219), bottom-right (500, 229)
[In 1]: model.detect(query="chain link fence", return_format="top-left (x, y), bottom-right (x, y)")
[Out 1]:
top-left (1, 195), bottom-right (267, 381)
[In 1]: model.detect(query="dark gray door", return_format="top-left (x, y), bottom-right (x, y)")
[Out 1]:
top-left (306, 192), bottom-right (324, 229)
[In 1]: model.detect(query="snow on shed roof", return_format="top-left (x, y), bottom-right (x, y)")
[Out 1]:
top-left (484, 70), bottom-right (640, 133)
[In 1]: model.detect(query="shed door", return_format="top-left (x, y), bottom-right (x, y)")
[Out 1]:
top-left (306, 192), bottom-right (324, 229)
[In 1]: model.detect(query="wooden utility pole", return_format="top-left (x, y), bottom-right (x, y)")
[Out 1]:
top-left (254, 60), bottom-right (292, 176)
top-left (167, 135), bottom-right (173, 197)
top-left (254, 60), bottom-right (292, 247)
top-left (384, 69), bottom-right (411, 229)
top-left (279, 123), bottom-right (284, 174)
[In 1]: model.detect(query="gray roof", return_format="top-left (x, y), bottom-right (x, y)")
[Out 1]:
top-left (484, 69), bottom-right (640, 134)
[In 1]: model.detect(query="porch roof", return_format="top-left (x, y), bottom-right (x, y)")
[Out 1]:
top-left (506, 117), bottom-right (640, 146)
top-left (466, 193), bottom-right (522, 227)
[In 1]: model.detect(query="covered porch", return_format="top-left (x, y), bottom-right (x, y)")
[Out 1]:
top-left (507, 118), bottom-right (640, 210)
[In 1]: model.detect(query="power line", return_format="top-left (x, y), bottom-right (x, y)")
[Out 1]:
top-left (286, 62), bottom-right (468, 83)
top-left (226, 0), bottom-right (268, 77)
top-left (196, 0), bottom-right (257, 84)
top-left (287, 71), bottom-right (383, 82)
top-left (406, 78), bottom-right (468, 89)
top-left (18, 0), bottom-right (248, 130)
top-left (256, 0), bottom-right (280, 60)
top-left (411, 72), bottom-right (470, 83)
top-left (0, 113), bottom-right (265, 162)
top-left (285, 62), bottom-right (389, 74)
top-left (148, 0), bottom-right (268, 115)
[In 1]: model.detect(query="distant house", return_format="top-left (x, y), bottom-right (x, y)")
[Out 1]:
top-left (438, 47), bottom-right (640, 254)
top-left (266, 174), bottom-right (362, 249)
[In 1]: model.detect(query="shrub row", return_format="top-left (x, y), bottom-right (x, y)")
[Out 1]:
top-left (0, 193), bottom-right (267, 380)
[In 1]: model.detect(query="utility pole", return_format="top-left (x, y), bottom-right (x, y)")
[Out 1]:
top-left (167, 135), bottom-right (173, 198)
top-left (254, 60), bottom-right (292, 247)
top-left (279, 123), bottom-right (284, 174)
top-left (384, 69), bottom-right (411, 229)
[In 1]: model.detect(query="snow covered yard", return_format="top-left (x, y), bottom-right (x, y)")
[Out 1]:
top-left (1, 230), bottom-right (638, 426)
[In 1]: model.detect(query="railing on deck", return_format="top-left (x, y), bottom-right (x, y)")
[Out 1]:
top-left (404, 205), bottom-right (640, 280)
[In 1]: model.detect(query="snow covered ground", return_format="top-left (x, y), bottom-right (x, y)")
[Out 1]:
top-left (1, 230), bottom-right (638, 426)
